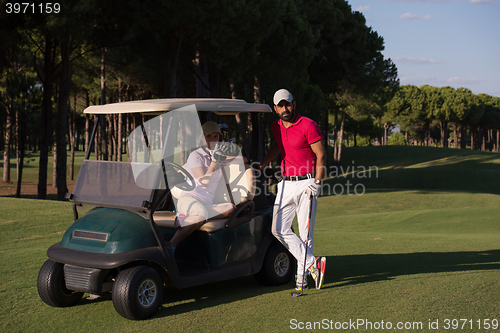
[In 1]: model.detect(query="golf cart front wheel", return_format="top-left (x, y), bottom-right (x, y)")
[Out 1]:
top-left (37, 259), bottom-right (84, 307)
top-left (254, 241), bottom-right (295, 286)
top-left (112, 266), bottom-right (163, 320)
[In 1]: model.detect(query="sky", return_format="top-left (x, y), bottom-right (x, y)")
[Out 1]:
top-left (347, 0), bottom-right (500, 97)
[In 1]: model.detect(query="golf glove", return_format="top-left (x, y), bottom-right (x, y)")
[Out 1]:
top-left (305, 183), bottom-right (320, 197)
top-left (210, 142), bottom-right (229, 163)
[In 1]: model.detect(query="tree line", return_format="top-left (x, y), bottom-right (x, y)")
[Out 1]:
top-left (384, 85), bottom-right (500, 151)
top-left (2, 0), bottom-right (399, 200)
top-left (333, 84), bottom-right (500, 150)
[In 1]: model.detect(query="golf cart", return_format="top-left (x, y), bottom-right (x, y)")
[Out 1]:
top-left (37, 99), bottom-right (294, 320)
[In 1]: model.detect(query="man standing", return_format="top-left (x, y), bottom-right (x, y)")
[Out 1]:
top-left (259, 89), bottom-right (326, 292)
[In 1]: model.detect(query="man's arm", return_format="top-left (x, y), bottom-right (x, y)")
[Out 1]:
top-left (310, 140), bottom-right (326, 180)
top-left (259, 141), bottom-right (280, 170)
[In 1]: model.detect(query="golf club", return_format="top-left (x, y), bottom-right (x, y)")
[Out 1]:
top-left (291, 193), bottom-right (314, 297)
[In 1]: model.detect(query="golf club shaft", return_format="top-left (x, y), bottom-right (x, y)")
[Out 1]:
top-left (299, 193), bottom-right (314, 295)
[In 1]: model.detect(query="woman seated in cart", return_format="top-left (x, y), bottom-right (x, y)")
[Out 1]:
top-left (169, 121), bottom-right (236, 251)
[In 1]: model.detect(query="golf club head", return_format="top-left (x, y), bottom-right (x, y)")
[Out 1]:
top-left (290, 291), bottom-right (302, 297)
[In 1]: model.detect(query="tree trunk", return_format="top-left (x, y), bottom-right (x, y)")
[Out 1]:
top-left (112, 114), bottom-right (117, 161)
top-left (130, 115), bottom-right (136, 162)
top-left (252, 78), bottom-right (264, 163)
top-left (100, 49), bottom-right (108, 160)
top-left (101, 49), bottom-right (106, 106)
top-left (332, 108), bottom-right (339, 166)
top-left (117, 82), bottom-right (123, 162)
top-left (100, 116), bottom-right (108, 160)
top-left (440, 121), bottom-right (447, 148)
top-left (108, 115), bottom-right (115, 161)
top-left (453, 123), bottom-right (458, 149)
top-left (0, 113), bottom-right (3, 161)
top-left (383, 123), bottom-right (389, 146)
top-left (38, 37), bottom-right (55, 199)
top-left (85, 90), bottom-right (90, 155)
top-left (229, 79), bottom-right (251, 157)
top-left (94, 115), bottom-right (100, 160)
top-left (3, 99), bottom-right (12, 183)
top-left (425, 123), bottom-right (431, 147)
top-left (56, 31), bottom-right (70, 200)
top-left (460, 124), bottom-right (467, 149)
top-left (489, 129), bottom-right (494, 152)
top-left (487, 129), bottom-right (492, 151)
top-left (470, 127), bottom-right (475, 150)
top-left (336, 110), bottom-right (346, 167)
top-left (52, 134), bottom-right (57, 188)
top-left (477, 128), bottom-right (486, 151)
top-left (132, 115), bottom-right (137, 161)
top-left (69, 95), bottom-right (76, 181)
top-left (163, 31), bottom-right (183, 98)
top-left (497, 130), bottom-right (500, 153)
top-left (15, 104), bottom-right (26, 198)
top-left (481, 128), bottom-right (486, 151)
top-left (75, 109), bottom-right (81, 152)
top-left (126, 114), bottom-right (131, 162)
top-left (194, 48), bottom-right (210, 98)
top-left (249, 113), bottom-right (260, 163)
top-left (85, 114), bottom-right (90, 155)
top-left (117, 114), bottom-right (123, 161)
top-left (444, 124), bottom-right (448, 148)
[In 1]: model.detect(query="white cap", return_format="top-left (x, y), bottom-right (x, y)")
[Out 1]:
top-left (202, 121), bottom-right (221, 136)
top-left (273, 89), bottom-right (293, 105)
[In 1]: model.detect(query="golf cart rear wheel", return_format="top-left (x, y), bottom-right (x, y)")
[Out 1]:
top-left (112, 266), bottom-right (163, 320)
top-left (254, 241), bottom-right (295, 286)
top-left (37, 259), bottom-right (84, 307)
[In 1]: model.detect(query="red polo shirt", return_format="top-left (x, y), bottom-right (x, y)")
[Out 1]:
top-left (271, 113), bottom-right (322, 177)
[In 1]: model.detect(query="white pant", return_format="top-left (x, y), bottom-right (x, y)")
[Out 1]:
top-left (272, 178), bottom-right (319, 277)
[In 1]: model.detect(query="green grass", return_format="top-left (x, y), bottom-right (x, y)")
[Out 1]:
top-left (0, 149), bottom-right (128, 184)
top-left (2, 146), bottom-right (500, 332)
top-left (322, 146), bottom-right (500, 197)
top-left (0, 149), bottom-right (88, 184)
top-left (0, 150), bottom-right (127, 199)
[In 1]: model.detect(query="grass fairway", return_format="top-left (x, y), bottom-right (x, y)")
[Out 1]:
top-left (1, 146), bottom-right (500, 332)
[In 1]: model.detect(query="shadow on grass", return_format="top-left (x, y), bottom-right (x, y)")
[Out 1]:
top-left (63, 250), bottom-right (500, 319)
top-left (72, 275), bottom-right (294, 319)
top-left (156, 276), bottom-right (293, 318)
top-left (0, 193), bottom-right (60, 200)
top-left (325, 249), bottom-right (500, 288)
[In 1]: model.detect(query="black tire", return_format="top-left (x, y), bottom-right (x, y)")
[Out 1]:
top-left (37, 259), bottom-right (84, 307)
top-left (254, 241), bottom-right (295, 286)
top-left (112, 266), bottom-right (163, 320)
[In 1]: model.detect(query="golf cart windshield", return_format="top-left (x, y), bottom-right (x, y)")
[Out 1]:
top-left (72, 105), bottom-right (244, 215)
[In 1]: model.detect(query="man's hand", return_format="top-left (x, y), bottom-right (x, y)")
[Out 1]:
top-left (305, 183), bottom-right (320, 197)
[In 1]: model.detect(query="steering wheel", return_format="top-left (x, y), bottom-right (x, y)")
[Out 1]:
top-left (162, 161), bottom-right (195, 192)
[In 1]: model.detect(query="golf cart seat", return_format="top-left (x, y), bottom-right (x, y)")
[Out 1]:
top-left (153, 163), bottom-right (256, 232)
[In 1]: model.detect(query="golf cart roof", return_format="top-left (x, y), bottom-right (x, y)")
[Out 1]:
top-left (83, 98), bottom-right (272, 115)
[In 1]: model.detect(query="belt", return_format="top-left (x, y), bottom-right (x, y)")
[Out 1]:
top-left (283, 173), bottom-right (315, 181)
